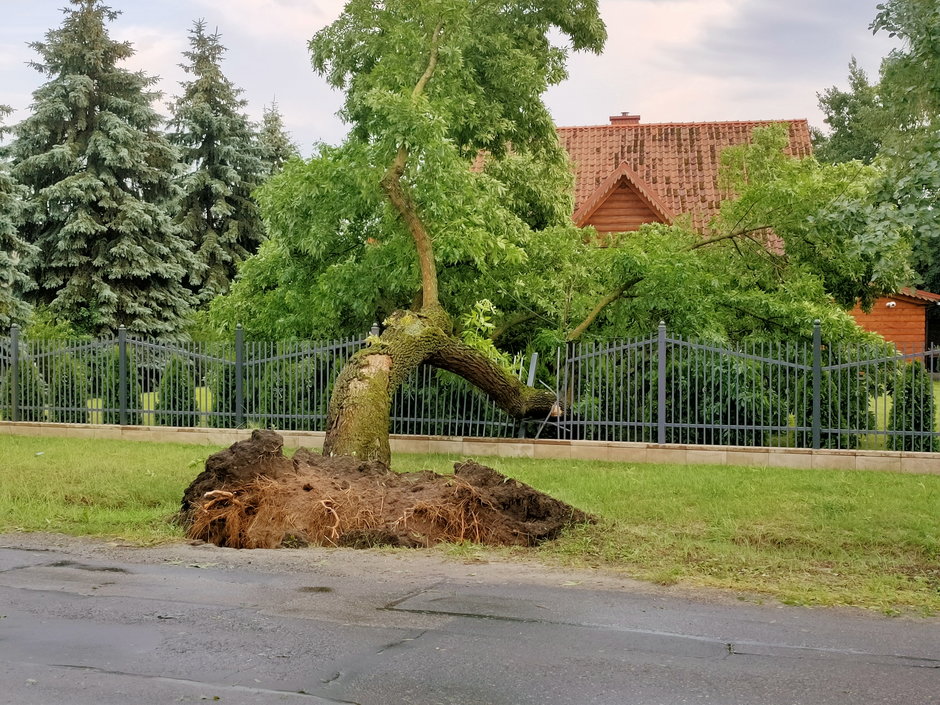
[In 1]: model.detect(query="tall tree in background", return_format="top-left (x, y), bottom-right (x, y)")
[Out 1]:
top-left (870, 0), bottom-right (940, 292)
top-left (258, 101), bottom-right (299, 176)
top-left (0, 106), bottom-right (35, 329)
top-left (168, 20), bottom-right (265, 306)
top-left (10, 0), bottom-right (194, 337)
top-left (873, 0), bottom-right (940, 129)
top-left (813, 58), bottom-right (886, 164)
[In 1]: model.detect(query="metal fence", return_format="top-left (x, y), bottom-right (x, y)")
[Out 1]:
top-left (0, 324), bottom-right (532, 439)
top-left (1, 322), bottom-right (938, 451)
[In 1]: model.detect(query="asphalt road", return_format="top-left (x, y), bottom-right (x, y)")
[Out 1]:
top-left (1, 535), bottom-right (937, 705)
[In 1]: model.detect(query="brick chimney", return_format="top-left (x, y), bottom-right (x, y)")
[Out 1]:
top-left (610, 112), bottom-right (641, 125)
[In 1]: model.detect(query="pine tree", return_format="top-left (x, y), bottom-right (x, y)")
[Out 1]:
top-left (10, 1), bottom-right (195, 338)
top-left (168, 20), bottom-right (265, 306)
top-left (258, 101), bottom-right (299, 177)
top-left (0, 105), bottom-right (35, 329)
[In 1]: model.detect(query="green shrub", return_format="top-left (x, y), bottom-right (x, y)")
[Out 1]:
top-left (888, 360), bottom-right (939, 452)
top-left (258, 356), bottom-right (323, 431)
top-left (155, 355), bottom-right (199, 427)
top-left (101, 346), bottom-right (141, 425)
top-left (664, 349), bottom-right (783, 447)
top-left (792, 345), bottom-right (883, 449)
top-left (207, 360), bottom-right (235, 428)
top-left (0, 360), bottom-right (48, 421)
top-left (48, 354), bottom-right (89, 423)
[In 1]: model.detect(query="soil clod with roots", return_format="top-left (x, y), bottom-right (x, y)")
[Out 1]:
top-left (179, 430), bottom-right (594, 549)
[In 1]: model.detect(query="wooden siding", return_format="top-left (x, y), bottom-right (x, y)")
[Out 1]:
top-left (850, 296), bottom-right (928, 351)
top-left (583, 183), bottom-right (663, 233)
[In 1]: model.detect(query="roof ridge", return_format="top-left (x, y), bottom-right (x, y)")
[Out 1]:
top-left (557, 118), bottom-right (809, 131)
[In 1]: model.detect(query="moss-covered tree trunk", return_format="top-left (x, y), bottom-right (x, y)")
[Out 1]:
top-left (323, 308), bottom-right (558, 464)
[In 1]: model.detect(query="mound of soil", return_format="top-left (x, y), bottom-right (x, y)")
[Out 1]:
top-left (179, 430), bottom-right (594, 549)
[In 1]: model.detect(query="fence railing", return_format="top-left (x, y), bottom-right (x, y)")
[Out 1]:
top-left (1, 322), bottom-right (938, 451)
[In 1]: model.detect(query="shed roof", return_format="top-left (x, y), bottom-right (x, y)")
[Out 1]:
top-left (892, 288), bottom-right (940, 305)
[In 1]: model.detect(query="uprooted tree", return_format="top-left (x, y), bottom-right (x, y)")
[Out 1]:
top-left (183, 0), bottom-right (919, 548)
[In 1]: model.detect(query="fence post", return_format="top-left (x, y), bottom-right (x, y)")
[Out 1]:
top-left (812, 319), bottom-right (821, 450)
top-left (118, 326), bottom-right (128, 426)
top-left (657, 321), bottom-right (667, 444)
top-left (235, 324), bottom-right (245, 428)
top-left (10, 324), bottom-right (20, 423)
top-left (517, 352), bottom-right (539, 439)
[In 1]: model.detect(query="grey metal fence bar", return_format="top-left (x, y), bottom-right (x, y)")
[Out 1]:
top-left (1, 324), bottom-right (938, 451)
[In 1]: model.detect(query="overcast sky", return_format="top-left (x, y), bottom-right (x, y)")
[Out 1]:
top-left (2, 0), bottom-right (898, 154)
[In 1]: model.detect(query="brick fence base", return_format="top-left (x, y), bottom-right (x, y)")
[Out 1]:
top-left (2, 421), bottom-right (938, 475)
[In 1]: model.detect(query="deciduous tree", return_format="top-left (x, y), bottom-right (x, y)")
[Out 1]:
top-left (813, 58), bottom-right (886, 164)
top-left (870, 0), bottom-right (940, 293)
top-left (214, 0), bottom-right (909, 463)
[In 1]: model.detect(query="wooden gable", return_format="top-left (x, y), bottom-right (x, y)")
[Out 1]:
top-left (572, 160), bottom-right (675, 236)
top-left (583, 182), bottom-right (663, 233)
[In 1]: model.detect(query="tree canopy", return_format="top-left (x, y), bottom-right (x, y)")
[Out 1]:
top-left (813, 58), bottom-right (886, 164)
top-left (869, 0), bottom-right (940, 293)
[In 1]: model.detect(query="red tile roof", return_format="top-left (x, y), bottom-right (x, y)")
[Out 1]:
top-left (557, 119), bottom-right (813, 231)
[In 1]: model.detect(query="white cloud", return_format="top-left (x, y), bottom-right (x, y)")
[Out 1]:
top-left (190, 0), bottom-right (344, 43)
top-left (546, 0), bottom-right (894, 130)
top-left (0, 0), bottom-right (903, 149)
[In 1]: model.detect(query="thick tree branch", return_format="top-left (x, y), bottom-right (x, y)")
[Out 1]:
top-left (566, 225), bottom-right (780, 341)
top-left (491, 311), bottom-right (537, 342)
top-left (379, 21), bottom-right (444, 311)
top-left (428, 339), bottom-right (557, 419)
top-left (324, 308), bottom-right (556, 464)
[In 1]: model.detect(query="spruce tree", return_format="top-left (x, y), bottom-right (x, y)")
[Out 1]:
top-left (10, 1), bottom-right (195, 338)
top-left (168, 20), bottom-right (265, 306)
top-left (258, 101), bottom-right (299, 177)
top-left (0, 105), bottom-right (35, 329)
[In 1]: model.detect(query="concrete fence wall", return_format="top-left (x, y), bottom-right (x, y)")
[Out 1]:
top-left (3, 421), bottom-right (939, 476)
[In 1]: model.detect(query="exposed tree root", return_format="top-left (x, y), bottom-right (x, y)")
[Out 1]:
top-left (180, 430), bottom-right (594, 549)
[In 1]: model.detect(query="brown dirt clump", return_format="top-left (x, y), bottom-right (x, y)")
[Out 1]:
top-left (179, 431), bottom-right (594, 549)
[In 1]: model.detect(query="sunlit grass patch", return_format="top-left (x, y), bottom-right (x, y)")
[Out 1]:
top-left (397, 453), bottom-right (940, 614)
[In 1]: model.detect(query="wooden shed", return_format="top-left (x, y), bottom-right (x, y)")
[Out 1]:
top-left (850, 289), bottom-right (940, 353)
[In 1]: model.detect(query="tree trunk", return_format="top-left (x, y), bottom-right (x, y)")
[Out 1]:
top-left (322, 308), bottom-right (558, 464)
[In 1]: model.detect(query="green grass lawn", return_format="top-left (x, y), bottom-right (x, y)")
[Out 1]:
top-left (2, 434), bottom-right (938, 614)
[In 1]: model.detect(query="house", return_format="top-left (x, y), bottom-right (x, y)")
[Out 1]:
top-left (556, 113), bottom-right (935, 350)
top-left (557, 113), bottom-right (812, 234)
